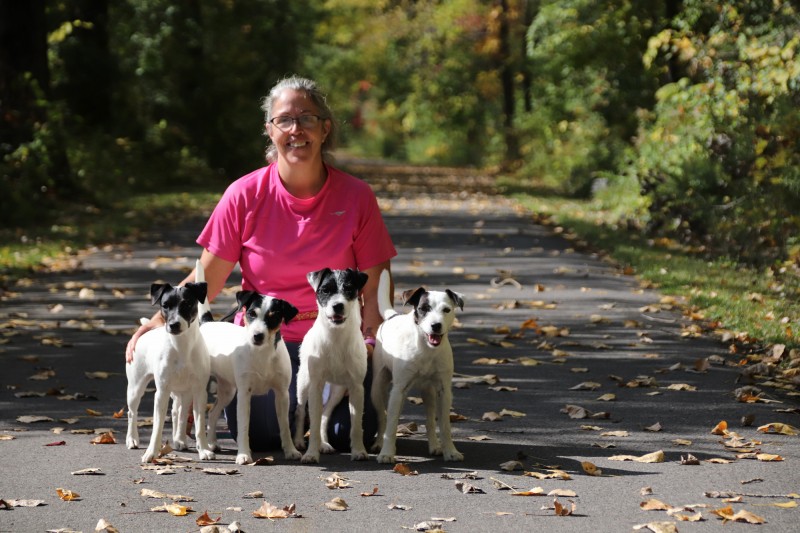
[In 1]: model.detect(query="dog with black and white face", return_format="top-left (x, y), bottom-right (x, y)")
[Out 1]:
top-left (126, 281), bottom-right (215, 463)
top-left (294, 268), bottom-right (370, 463)
top-left (197, 288), bottom-right (301, 465)
top-left (371, 270), bottom-right (465, 463)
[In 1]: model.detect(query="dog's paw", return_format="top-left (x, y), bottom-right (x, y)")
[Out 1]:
top-left (141, 450), bottom-right (156, 463)
top-left (209, 442), bottom-right (221, 453)
top-left (376, 453), bottom-right (396, 464)
top-left (126, 437), bottom-right (139, 449)
top-left (173, 438), bottom-right (188, 451)
top-left (235, 453), bottom-right (253, 465)
top-left (443, 448), bottom-right (464, 462)
top-left (429, 445), bottom-right (443, 456)
top-left (350, 448), bottom-right (369, 461)
top-left (293, 438), bottom-right (307, 451)
top-left (199, 449), bottom-right (216, 461)
top-left (301, 452), bottom-right (320, 464)
top-left (320, 442), bottom-right (336, 454)
top-left (284, 447), bottom-right (302, 461)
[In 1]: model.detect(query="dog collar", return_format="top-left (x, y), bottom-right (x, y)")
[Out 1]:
top-left (295, 310), bottom-right (319, 321)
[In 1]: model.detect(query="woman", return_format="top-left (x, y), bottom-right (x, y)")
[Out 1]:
top-left (126, 75), bottom-right (396, 452)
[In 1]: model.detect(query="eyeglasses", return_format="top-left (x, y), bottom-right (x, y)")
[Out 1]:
top-left (269, 114), bottom-right (323, 131)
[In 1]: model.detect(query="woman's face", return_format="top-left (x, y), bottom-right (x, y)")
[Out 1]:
top-left (267, 88), bottom-right (331, 167)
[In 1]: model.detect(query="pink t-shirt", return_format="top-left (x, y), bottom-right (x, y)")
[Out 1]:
top-left (197, 163), bottom-right (397, 342)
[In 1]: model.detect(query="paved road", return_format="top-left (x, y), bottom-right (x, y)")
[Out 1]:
top-left (1, 172), bottom-right (798, 532)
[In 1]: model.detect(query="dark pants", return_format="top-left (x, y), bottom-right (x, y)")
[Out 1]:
top-left (223, 341), bottom-right (377, 452)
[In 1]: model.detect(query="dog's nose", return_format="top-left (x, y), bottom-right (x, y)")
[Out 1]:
top-left (332, 303), bottom-right (344, 315)
top-left (431, 323), bottom-right (442, 334)
top-left (168, 322), bottom-right (181, 334)
top-left (252, 333), bottom-right (265, 345)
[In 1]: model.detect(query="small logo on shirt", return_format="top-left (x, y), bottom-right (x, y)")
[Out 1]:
top-left (331, 210), bottom-right (346, 216)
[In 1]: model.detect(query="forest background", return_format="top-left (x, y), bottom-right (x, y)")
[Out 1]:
top-left (2, 1), bottom-right (799, 280)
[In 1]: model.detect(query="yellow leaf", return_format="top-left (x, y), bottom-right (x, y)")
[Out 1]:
top-left (756, 453), bottom-right (784, 462)
top-left (511, 487), bottom-right (545, 496)
top-left (711, 420), bottom-right (728, 435)
top-left (609, 450), bottom-right (665, 463)
top-left (597, 393), bottom-right (616, 402)
top-left (640, 498), bottom-right (672, 511)
top-left (498, 408), bottom-right (526, 418)
top-left (85, 408), bottom-right (102, 417)
top-left (56, 488), bottom-right (79, 501)
top-left (581, 461), bottom-right (602, 476)
top-left (666, 383), bottom-right (696, 391)
top-left (770, 501), bottom-right (798, 508)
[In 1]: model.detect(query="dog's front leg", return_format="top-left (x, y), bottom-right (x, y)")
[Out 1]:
top-left (191, 387), bottom-right (215, 461)
top-left (170, 392), bottom-right (189, 451)
top-left (421, 386), bottom-right (442, 456)
top-left (347, 383), bottom-right (368, 461)
top-left (206, 380), bottom-right (235, 453)
top-left (126, 386), bottom-right (142, 450)
top-left (320, 384), bottom-right (346, 454)
top-left (234, 389), bottom-right (254, 464)
top-left (301, 383), bottom-right (325, 463)
top-left (274, 387), bottom-right (302, 460)
top-left (142, 388), bottom-right (170, 463)
top-left (376, 384), bottom-right (406, 463)
top-left (436, 383), bottom-right (463, 461)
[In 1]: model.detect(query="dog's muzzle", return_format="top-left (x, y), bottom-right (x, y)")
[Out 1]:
top-left (427, 333), bottom-right (443, 347)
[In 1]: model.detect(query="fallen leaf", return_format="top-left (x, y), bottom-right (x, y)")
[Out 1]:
top-left (393, 463), bottom-right (418, 476)
top-left (570, 381), bottom-right (602, 391)
top-left (95, 518), bottom-right (120, 532)
top-left (90, 432), bottom-right (116, 445)
top-left (151, 503), bottom-right (193, 516)
top-left (596, 393), bottom-right (616, 402)
top-left (482, 411), bottom-right (503, 422)
top-left (644, 422), bottom-right (663, 432)
top-left (756, 453), bottom-right (784, 462)
top-left (202, 467), bottom-right (239, 475)
top-left (581, 461), bottom-right (602, 476)
top-left (666, 383), bottom-right (696, 391)
top-left (85, 408), bottom-right (102, 417)
top-left (498, 408), bottom-right (525, 418)
top-left (140, 489), bottom-right (194, 502)
top-left (45, 441), bottom-right (66, 447)
top-left (601, 431), bottom-right (629, 438)
top-left (609, 450), bottom-right (665, 463)
top-left (673, 439), bottom-right (692, 446)
top-left (388, 503), bottom-right (411, 511)
top-left (552, 498), bottom-right (576, 516)
top-left (17, 415), bottom-right (54, 424)
top-left (454, 481), bottom-right (485, 494)
top-left (85, 371), bottom-right (112, 379)
top-left (56, 488), bottom-right (80, 501)
top-left (360, 487), bottom-right (380, 497)
top-left (757, 423), bottom-right (798, 436)
top-left (325, 497), bottom-right (349, 511)
top-left (549, 489), bottom-right (577, 497)
top-left (324, 473), bottom-right (352, 489)
top-left (711, 506), bottom-right (766, 524)
top-left (499, 460), bottom-right (524, 471)
top-left (633, 521), bottom-right (678, 532)
top-left (6, 499), bottom-right (46, 507)
top-left (195, 511), bottom-right (221, 526)
top-left (243, 491), bottom-right (264, 499)
top-left (524, 469), bottom-right (571, 480)
top-left (72, 468), bottom-right (103, 475)
top-left (511, 487), bottom-right (545, 496)
top-left (711, 420), bottom-right (728, 435)
top-left (641, 499), bottom-right (673, 511)
top-left (468, 435), bottom-right (492, 441)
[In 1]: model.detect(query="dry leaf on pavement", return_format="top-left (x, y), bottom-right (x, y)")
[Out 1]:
top-left (325, 497), bottom-right (349, 511)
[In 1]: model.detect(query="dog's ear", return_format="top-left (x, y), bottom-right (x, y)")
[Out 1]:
top-left (446, 289), bottom-right (465, 311)
top-left (402, 287), bottom-right (427, 308)
top-left (150, 283), bottom-right (170, 305)
top-left (183, 282), bottom-right (208, 305)
top-left (307, 268), bottom-right (332, 292)
top-left (236, 290), bottom-right (258, 311)
top-left (354, 270), bottom-right (369, 291)
top-left (279, 300), bottom-right (299, 324)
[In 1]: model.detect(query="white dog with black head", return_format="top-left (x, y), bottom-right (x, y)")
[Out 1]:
top-left (294, 268), bottom-right (369, 463)
top-left (125, 280), bottom-right (215, 463)
top-left (174, 260), bottom-right (302, 464)
top-left (371, 269), bottom-right (465, 463)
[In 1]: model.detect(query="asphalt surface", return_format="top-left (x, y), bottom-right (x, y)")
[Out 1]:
top-left (1, 172), bottom-right (799, 533)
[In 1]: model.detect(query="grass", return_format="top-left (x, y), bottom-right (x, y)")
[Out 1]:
top-left (501, 182), bottom-right (800, 351)
top-left (0, 190), bottom-right (219, 279)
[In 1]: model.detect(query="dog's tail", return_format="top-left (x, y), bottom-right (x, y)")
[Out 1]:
top-left (195, 259), bottom-right (214, 324)
top-left (377, 269), bottom-right (397, 321)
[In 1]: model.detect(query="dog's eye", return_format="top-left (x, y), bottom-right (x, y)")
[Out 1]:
top-left (420, 304), bottom-right (432, 313)
top-left (443, 307), bottom-right (451, 314)
top-left (247, 309), bottom-right (258, 319)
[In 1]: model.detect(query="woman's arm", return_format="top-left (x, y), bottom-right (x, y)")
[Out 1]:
top-left (124, 249), bottom-right (236, 363)
top-left (360, 260), bottom-right (392, 353)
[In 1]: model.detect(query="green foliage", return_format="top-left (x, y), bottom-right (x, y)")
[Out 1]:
top-left (520, 0), bottom-right (662, 195)
top-left (631, 0), bottom-right (800, 264)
